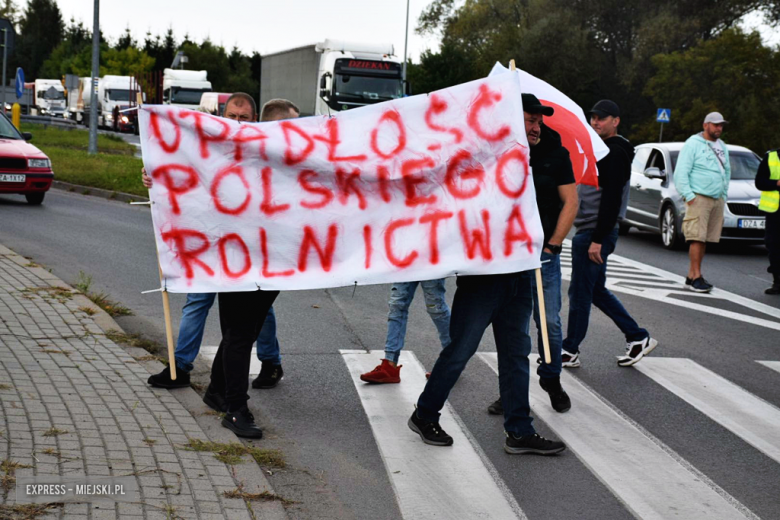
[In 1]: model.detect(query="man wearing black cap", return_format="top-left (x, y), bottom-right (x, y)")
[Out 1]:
top-left (561, 100), bottom-right (657, 368)
top-left (487, 93), bottom-right (577, 416)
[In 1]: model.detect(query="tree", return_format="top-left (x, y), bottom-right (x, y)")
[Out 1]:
top-left (14, 0), bottom-right (64, 79)
top-left (115, 27), bottom-right (135, 51)
top-left (0, 0), bottom-right (19, 25)
top-left (638, 28), bottom-right (780, 154)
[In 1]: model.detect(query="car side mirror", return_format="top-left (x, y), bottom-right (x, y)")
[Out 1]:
top-left (644, 167), bottom-right (665, 179)
top-left (22, 132), bottom-right (32, 141)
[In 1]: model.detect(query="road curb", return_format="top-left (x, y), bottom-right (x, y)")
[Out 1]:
top-left (52, 180), bottom-right (149, 204)
top-left (0, 241), bottom-right (289, 519)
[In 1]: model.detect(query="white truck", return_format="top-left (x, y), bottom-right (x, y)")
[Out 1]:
top-left (88, 75), bottom-right (138, 131)
top-left (260, 39), bottom-right (407, 117)
top-left (163, 69), bottom-right (212, 110)
top-left (32, 79), bottom-right (67, 117)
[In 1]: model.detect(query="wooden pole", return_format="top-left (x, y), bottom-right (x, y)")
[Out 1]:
top-left (138, 92), bottom-right (177, 379)
top-left (509, 59), bottom-right (552, 365)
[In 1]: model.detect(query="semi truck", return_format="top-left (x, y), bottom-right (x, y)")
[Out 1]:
top-left (81, 76), bottom-right (140, 132)
top-left (163, 69), bottom-right (212, 110)
top-left (259, 39), bottom-right (407, 117)
top-left (32, 79), bottom-right (67, 117)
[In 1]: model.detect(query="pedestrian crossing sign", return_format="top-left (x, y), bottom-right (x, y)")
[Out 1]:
top-left (657, 109), bottom-right (671, 123)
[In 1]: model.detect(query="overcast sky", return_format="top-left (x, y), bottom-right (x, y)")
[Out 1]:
top-left (47, 0), bottom-right (440, 63)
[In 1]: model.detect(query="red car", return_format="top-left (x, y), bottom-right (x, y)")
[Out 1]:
top-left (0, 113), bottom-right (53, 205)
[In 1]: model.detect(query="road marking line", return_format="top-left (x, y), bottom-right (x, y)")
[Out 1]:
top-left (757, 360), bottom-right (780, 375)
top-left (560, 240), bottom-right (780, 331)
top-left (635, 358), bottom-right (780, 464)
top-left (200, 346), bottom-right (262, 376)
top-left (340, 349), bottom-right (525, 520)
top-left (478, 353), bottom-right (753, 520)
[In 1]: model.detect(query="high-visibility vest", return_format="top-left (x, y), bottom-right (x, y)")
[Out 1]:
top-left (758, 151), bottom-right (780, 213)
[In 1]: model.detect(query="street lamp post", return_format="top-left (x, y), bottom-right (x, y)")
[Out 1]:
top-left (88, 0), bottom-right (100, 155)
top-left (402, 0), bottom-right (410, 82)
top-left (2, 28), bottom-right (7, 114)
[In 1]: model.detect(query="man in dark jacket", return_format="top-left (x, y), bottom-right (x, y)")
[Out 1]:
top-left (488, 94), bottom-right (578, 416)
top-left (755, 149), bottom-right (780, 294)
top-left (561, 100), bottom-right (657, 368)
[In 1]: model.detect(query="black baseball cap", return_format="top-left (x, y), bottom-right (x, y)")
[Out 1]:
top-left (588, 99), bottom-right (620, 118)
top-left (522, 93), bottom-right (554, 116)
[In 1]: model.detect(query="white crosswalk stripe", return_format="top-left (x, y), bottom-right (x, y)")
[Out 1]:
top-left (757, 360), bottom-right (780, 375)
top-left (477, 353), bottom-right (753, 520)
top-left (635, 358), bottom-right (780, 464)
top-left (340, 350), bottom-right (525, 520)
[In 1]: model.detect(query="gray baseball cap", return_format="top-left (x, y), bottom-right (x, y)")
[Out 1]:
top-left (704, 112), bottom-right (728, 124)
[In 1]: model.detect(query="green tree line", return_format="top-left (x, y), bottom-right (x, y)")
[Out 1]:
top-left (407, 0), bottom-right (780, 154)
top-left (5, 0), bottom-right (261, 103)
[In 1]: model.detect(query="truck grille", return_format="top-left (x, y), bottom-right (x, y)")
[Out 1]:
top-left (728, 203), bottom-right (761, 216)
top-left (0, 158), bottom-right (27, 170)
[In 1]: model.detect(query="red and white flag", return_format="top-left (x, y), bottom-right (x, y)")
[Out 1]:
top-left (490, 62), bottom-right (609, 187)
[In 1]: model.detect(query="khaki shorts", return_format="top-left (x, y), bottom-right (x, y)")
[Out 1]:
top-left (682, 194), bottom-right (725, 243)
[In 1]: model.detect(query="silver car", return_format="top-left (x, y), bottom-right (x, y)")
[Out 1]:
top-left (621, 142), bottom-right (765, 249)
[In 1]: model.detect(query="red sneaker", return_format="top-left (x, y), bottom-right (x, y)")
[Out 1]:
top-left (360, 359), bottom-right (402, 384)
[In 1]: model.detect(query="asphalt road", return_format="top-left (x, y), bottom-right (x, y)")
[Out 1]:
top-left (1, 188), bottom-right (779, 519)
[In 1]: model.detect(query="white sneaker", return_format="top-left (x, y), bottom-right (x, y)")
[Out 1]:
top-left (561, 351), bottom-right (581, 368)
top-left (617, 337), bottom-right (658, 367)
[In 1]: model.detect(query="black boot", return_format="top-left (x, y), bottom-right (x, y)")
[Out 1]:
top-left (252, 363), bottom-right (284, 389)
top-left (222, 406), bottom-right (263, 439)
top-left (766, 275), bottom-right (780, 295)
top-left (539, 377), bottom-right (571, 413)
top-left (147, 366), bottom-right (190, 389)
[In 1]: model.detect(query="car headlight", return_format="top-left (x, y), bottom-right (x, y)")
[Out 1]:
top-left (106, 114), bottom-right (113, 121)
top-left (28, 158), bottom-right (51, 168)
top-left (120, 115), bottom-right (130, 124)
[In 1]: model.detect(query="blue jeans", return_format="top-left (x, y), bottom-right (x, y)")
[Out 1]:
top-left (417, 272), bottom-right (536, 437)
top-left (562, 228), bottom-right (648, 355)
top-left (174, 293), bottom-right (281, 372)
top-left (384, 279), bottom-right (451, 364)
top-left (533, 252), bottom-right (563, 379)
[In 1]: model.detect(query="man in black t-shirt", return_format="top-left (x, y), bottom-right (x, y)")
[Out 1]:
top-left (488, 93), bottom-right (578, 415)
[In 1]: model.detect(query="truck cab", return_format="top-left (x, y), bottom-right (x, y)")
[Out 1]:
top-left (317, 40), bottom-right (405, 114)
top-left (98, 76), bottom-right (138, 131)
top-left (163, 69), bottom-right (212, 110)
top-left (33, 79), bottom-right (67, 117)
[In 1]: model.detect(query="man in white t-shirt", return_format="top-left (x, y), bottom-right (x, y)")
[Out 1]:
top-left (673, 112), bottom-right (731, 293)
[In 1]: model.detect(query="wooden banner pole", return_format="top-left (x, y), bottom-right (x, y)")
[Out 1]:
top-left (138, 92), bottom-right (177, 380)
top-left (509, 59), bottom-right (552, 365)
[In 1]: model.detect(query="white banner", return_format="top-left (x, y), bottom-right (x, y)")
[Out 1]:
top-left (140, 71), bottom-right (543, 292)
top-left (490, 62), bottom-right (609, 186)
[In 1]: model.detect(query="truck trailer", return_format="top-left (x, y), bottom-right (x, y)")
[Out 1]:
top-left (259, 39), bottom-right (407, 117)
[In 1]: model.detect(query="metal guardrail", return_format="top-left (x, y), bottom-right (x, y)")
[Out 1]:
top-left (20, 114), bottom-right (79, 129)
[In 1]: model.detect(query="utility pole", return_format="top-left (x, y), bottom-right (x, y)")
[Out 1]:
top-left (402, 0), bottom-right (410, 82)
top-left (88, 0), bottom-right (100, 155)
top-left (2, 28), bottom-right (7, 114)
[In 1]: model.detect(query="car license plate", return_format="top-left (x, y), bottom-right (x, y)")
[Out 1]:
top-left (739, 219), bottom-right (765, 229)
top-left (0, 174), bottom-right (24, 183)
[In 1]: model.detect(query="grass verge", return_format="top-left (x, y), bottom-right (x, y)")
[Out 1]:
top-left (20, 122), bottom-right (145, 197)
top-left (106, 330), bottom-right (164, 357)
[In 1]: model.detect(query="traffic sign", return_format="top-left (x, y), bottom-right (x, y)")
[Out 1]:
top-left (14, 67), bottom-right (23, 98)
top-left (656, 109), bottom-right (671, 123)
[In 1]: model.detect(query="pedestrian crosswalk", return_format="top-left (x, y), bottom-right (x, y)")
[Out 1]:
top-left (339, 350), bottom-right (775, 520)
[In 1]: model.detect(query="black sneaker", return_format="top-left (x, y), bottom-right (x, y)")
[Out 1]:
top-left (408, 410), bottom-right (453, 446)
top-left (487, 397), bottom-right (503, 415)
top-left (539, 377), bottom-right (571, 413)
top-left (766, 282), bottom-right (780, 295)
top-left (222, 406), bottom-right (263, 439)
top-left (252, 363), bottom-right (284, 389)
top-left (505, 432), bottom-right (566, 455)
top-left (617, 336), bottom-right (658, 367)
top-left (147, 366), bottom-right (190, 389)
top-left (202, 386), bottom-right (227, 413)
top-left (688, 277), bottom-right (713, 293)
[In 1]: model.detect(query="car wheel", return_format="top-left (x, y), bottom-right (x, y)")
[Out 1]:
top-left (660, 205), bottom-right (683, 250)
top-left (25, 192), bottom-right (45, 205)
top-left (618, 222), bottom-right (631, 236)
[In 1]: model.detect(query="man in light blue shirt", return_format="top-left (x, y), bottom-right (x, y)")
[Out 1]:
top-left (674, 112), bottom-right (731, 293)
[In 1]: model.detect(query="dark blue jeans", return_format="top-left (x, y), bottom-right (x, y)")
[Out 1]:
top-left (533, 252), bottom-right (562, 379)
top-left (562, 228), bottom-right (648, 355)
top-left (417, 272), bottom-right (535, 437)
